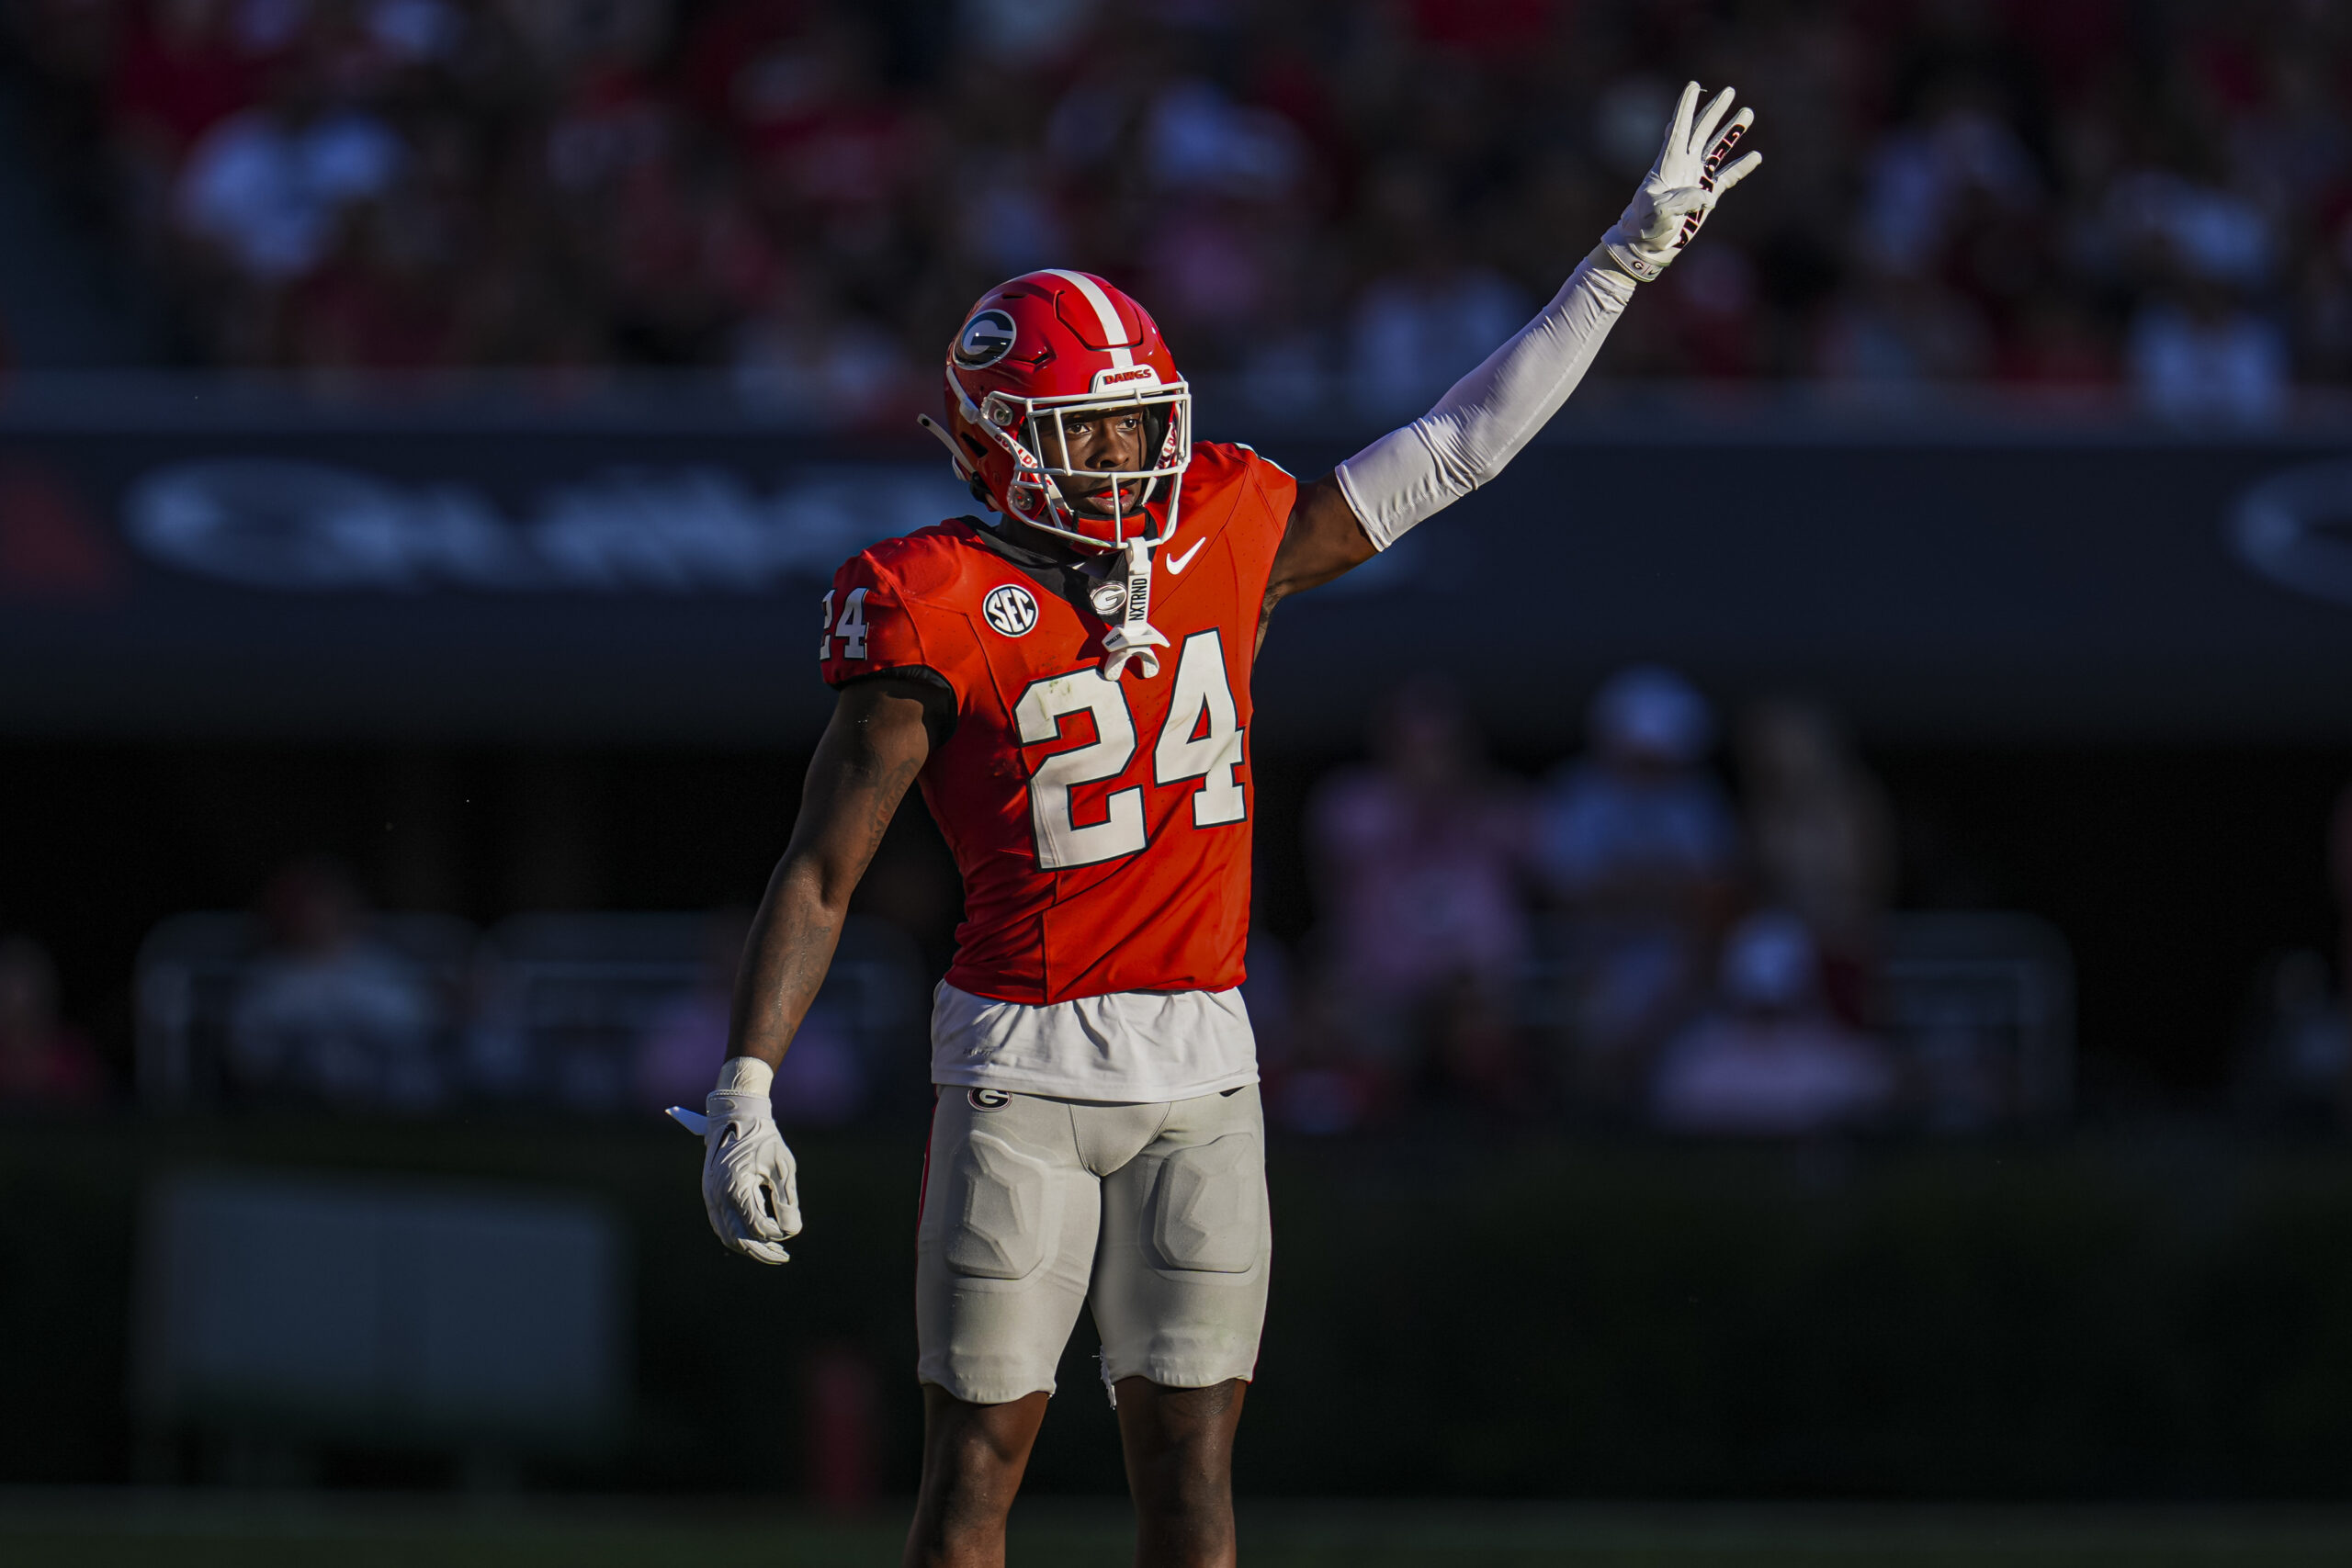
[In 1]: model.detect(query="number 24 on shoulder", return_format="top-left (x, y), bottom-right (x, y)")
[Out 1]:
top-left (820, 588), bottom-right (869, 660)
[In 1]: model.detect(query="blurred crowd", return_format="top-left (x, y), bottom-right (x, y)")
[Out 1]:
top-left (2236, 786), bottom-right (2352, 1128)
top-left (3, 692), bottom-right (2347, 1137)
top-left (1257, 668), bottom-right (2352, 1137)
top-left (1257, 667), bottom-right (1918, 1134)
top-left (0, 935), bottom-right (107, 1105)
top-left (124, 857), bottom-right (935, 1122)
top-left (6, 0), bottom-right (2352, 422)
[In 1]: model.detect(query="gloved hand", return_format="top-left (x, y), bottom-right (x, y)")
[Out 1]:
top-left (1600, 82), bottom-right (1761, 283)
top-left (701, 1088), bottom-right (801, 1265)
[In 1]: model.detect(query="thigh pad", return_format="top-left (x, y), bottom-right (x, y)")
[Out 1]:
top-left (942, 1127), bottom-right (1058, 1280)
top-left (1147, 1132), bottom-right (1263, 1274)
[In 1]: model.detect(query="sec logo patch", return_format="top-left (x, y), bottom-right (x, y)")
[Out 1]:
top-left (982, 583), bottom-right (1039, 637)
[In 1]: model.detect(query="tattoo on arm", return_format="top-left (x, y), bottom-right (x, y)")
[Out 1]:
top-left (865, 756), bottom-right (921, 859)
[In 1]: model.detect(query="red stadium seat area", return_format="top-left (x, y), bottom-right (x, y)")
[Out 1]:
top-left (6, 0), bottom-right (2352, 423)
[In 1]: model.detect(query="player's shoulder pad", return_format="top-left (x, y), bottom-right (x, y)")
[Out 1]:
top-left (1193, 439), bottom-right (1295, 488)
top-left (1222, 440), bottom-right (1295, 477)
top-left (843, 519), bottom-right (985, 601)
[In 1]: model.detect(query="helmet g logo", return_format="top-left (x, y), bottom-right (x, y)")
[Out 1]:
top-left (982, 583), bottom-right (1039, 637)
top-left (955, 310), bottom-right (1018, 368)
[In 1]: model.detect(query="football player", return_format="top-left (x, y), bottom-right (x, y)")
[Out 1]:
top-left (697, 85), bottom-right (1758, 1567)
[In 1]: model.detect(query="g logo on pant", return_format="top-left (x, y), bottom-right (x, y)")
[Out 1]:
top-left (968, 1088), bottom-right (1012, 1111)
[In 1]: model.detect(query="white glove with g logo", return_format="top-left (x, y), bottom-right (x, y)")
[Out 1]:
top-left (1601, 81), bottom-right (1762, 283)
top-left (695, 1059), bottom-right (801, 1265)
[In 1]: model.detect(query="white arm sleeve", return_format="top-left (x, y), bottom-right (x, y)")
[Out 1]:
top-left (1333, 249), bottom-right (1637, 549)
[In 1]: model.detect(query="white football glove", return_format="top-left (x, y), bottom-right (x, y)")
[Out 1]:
top-left (1600, 81), bottom-right (1761, 283)
top-left (701, 1089), bottom-right (801, 1265)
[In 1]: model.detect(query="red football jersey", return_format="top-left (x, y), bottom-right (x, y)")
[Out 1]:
top-left (820, 443), bottom-right (1295, 1005)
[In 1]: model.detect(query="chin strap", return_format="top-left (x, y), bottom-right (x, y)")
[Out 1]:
top-left (1096, 536), bottom-right (1169, 681)
top-left (929, 403), bottom-right (1170, 679)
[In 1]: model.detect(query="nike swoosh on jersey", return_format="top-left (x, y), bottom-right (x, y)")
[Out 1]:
top-left (1162, 536), bottom-right (1208, 573)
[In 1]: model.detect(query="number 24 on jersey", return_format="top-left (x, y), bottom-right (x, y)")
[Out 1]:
top-left (820, 589), bottom-right (1243, 874)
top-left (1014, 630), bottom-right (1244, 870)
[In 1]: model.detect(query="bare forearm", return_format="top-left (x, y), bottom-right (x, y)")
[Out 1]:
top-left (727, 854), bottom-right (851, 1068)
top-left (724, 681), bottom-right (934, 1069)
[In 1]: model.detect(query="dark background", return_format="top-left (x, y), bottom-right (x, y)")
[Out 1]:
top-left (7, 0), bottom-right (2352, 1519)
top-left (6, 736), bottom-right (2351, 1108)
top-left (7, 407), bottom-right (2352, 1106)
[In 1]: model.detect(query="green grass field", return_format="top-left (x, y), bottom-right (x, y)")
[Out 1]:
top-left (8, 1495), bottom-right (2352, 1567)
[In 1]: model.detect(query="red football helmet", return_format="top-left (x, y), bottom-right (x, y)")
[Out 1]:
top-left (921, 269), bottom-right (1193, 556)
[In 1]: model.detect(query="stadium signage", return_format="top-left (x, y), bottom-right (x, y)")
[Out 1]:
top-left (7, 420), bottom-right (2352, 744)
top-left (2230, 458), bottom-right (2352, 610)
top-left (124, 457), bottom-right (969, 593)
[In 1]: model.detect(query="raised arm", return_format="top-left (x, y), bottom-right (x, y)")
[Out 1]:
top-left (698, 673), bottom-right (945, 1265)
top-left (1262, 82), bottom-right (1760, 620)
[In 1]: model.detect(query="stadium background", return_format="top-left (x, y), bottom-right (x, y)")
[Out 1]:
top-left (6, 0), bottom-right (2352, 1562)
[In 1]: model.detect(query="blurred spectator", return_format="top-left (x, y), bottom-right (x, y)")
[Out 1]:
top-left (1347, 259), bottom-right (1528, 420)
top-left (2107, 165), bottom-right (2289, 423)
top-left (764, 1003), bottom-right (872, 1126)
top-left (2234, 949), bottom-right (2346, 1129)
top-left (108, 0), bottom-right (272, 257)
top-left (2125, 279), bottom-right (2290, 426)
top-left (959, 0), bottom-right (1100, 66)
top-left (1858, 82), bottom-right (2041, 280)
top-left (733, 288), bottom-right (918, 423)
top-left (1345, 158), bottom-right (1529, 419)
top-left (173, 79), bottom-right (405, 284)
top-left (1145, 77), bottom-right (1308, 204)
top-left (1256, 919), bottom-right (1428, 1135)
top-left (1246, 926), bottom-right (1384, 1134)
top-left (1650, 909), bottom-right (1899, 1136)
top-left (633, 908), bottom-right (743, 1111)
top-left (110, 0), bottom-right (268, 157)
top-left (227, 858), bottom-right (443, 1110)
top-left (1815, 262), bottom-right (1993, 385)
top-left (2232, 788), bottom-right (2352, 1128)
top-left (2335, 784), bottom-right (2352, 1122)
top-left (635, 907), bottom-right (870, 1124)
top-left (0, 936), bottom-right (105, 1107)
top-left (1237, 926), bottom-right (1295, 1070)
top-left (1738, 698), bottom-right (1894, 1026)
top-left (1536, 665), bottom-right (1740, 1112)
top-left (1305, 675), bottom-right (1532, 1115)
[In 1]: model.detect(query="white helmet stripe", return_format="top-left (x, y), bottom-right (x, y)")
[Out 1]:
top-left (1046, 269), bottom-right (1135, 370)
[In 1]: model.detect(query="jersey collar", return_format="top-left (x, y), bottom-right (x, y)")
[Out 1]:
top-left (964, 514), bottom-right (1117, 621)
